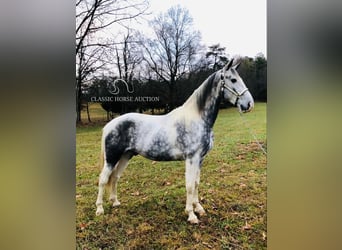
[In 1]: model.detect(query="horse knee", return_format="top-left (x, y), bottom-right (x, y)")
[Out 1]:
top-left (186, 184), bottom-right (195, 194)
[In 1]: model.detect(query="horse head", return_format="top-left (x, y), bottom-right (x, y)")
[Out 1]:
top-left (221, 59), bottom-right (254, 113)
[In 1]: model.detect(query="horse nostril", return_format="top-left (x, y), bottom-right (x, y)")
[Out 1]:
top-left (249, 101), bottom-right (254, 109)
top-left (246, 102), bottom-right (254, 112)
top-left (240, 102), bottom-right (253, 112)
top-left (243, 103), bottom-right (250, 111)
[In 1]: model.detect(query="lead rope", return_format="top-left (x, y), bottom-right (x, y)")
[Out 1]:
top-left (220, 71), bottom-right (267, 155)
top-left (238, 112), bottom-right (267, 156)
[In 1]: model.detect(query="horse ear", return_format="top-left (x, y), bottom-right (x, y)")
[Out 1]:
top-left (223, 58), bottom-right (234, 72)
top-left (233, 61), bottom-right (241, 70)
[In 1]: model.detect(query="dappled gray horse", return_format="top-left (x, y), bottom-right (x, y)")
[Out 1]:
top-left (95, 58), bottom-right (254, 223)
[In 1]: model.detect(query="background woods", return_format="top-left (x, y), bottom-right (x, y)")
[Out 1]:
top-left (76, 2), bottom-right (267, 122)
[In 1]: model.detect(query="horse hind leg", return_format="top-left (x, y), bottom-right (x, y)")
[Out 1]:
top-left (95, 161), bottom-right (116, 216)
top-left (109, 153), bottom-right (132, 207)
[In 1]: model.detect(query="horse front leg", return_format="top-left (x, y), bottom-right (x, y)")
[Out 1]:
top-left (185, 156), bottom-right (201, 224)
top-left (193, 167), bottom-right (206, 217)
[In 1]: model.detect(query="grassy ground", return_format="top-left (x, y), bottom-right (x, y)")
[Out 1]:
top-left (76, 103), bottom-right (266, 249)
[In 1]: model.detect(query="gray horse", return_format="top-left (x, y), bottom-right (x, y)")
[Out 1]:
top-left (95, 58), bottom-right (254, 223)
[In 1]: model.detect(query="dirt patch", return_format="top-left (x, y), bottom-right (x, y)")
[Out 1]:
top-left (235, 141), bottom-right (267, 160)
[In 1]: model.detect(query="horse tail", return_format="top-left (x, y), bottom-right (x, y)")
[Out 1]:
top-left (100, 129), bottom-right (115, 190)
top-left (99, 129), bottom-right (105, 170)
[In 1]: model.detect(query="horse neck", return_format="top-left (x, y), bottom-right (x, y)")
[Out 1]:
top-left (182, 71), bottom-right (222, 128)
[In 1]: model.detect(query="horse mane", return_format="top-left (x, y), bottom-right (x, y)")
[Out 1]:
top-left (195, 72), bottom-right (219, 112)
top-left (177, 70), bottom-right (221, 127)
top-left (180, 71), bottom-right (219, 112)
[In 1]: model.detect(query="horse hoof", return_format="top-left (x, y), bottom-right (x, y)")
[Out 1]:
top-left (188, 217), bottom-right (200, 224)
top-left (96, 207), bottom-right (104, 216)
top-left (188, 214), bottom-right (200, 224)
top-left (112, 201), bottom-right (121, 207)
top-left (197, 210), bottom-right (206, 217)
top-left (195, 205), bottom-right (206, 217)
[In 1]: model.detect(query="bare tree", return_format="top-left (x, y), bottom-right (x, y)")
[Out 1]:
top-left (113, 29), bottom-right (143, 84)
top-left (206, 44), bottom-right (229, 71)
top-left (76, 0), bottom-right (149, 123)
top-left (140, 5), bottom-right (202, 111)
top-left (76, 44), bottom-right (107, 122)
top-left (76, 0), bottom-right (149, 55)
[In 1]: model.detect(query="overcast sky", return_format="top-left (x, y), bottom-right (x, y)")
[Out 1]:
top-left (146, 0), bottom-right (266, 58)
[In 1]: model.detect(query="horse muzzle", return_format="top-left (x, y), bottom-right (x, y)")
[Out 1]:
top-left (239, 101), bottom-right (254, 113)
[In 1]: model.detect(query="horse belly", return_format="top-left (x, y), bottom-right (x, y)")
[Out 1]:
top-left (142, 150), bottom-right (184, 161)
top-left (138, 138), bottom-right (185, 161)
top-left (135, 126), bottom-right (185, 161)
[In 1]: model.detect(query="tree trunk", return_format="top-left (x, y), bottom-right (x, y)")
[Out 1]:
top-left (168, 77), bottom-right (176, 111)
top-left (76, 78), bottom-right (82, 123)
top-left (86, 102), bottom-right (91, 122)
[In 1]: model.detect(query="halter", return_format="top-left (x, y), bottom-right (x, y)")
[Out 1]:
top-left (220, 73), bottom-right (249, 105)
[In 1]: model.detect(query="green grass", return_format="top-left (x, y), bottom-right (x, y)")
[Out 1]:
top-left (76, 103), bottom-right (266, 249)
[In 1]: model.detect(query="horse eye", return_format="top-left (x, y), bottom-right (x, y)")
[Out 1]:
top-left (231, 78), bottom-right (237, 83)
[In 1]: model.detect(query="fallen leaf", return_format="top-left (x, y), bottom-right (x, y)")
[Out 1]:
top-left (208, 189), bottom-right (214, 194)
top-left (79, 223), bottom-right (87, 230)
top-left (242, 221), bottom-right (252, 230)
top-left (192, 232), bottom-right (201, 241)
top-left (239, 183), bottom-right (247, 188)
top-left (202, 242), bottom-right (212, 248)
top-left (262, 231), bottom-right (267, 241)
top-left (137, 222), bottom-right (153, 233)
top-left (126, 229), bottom-right (134, 235)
